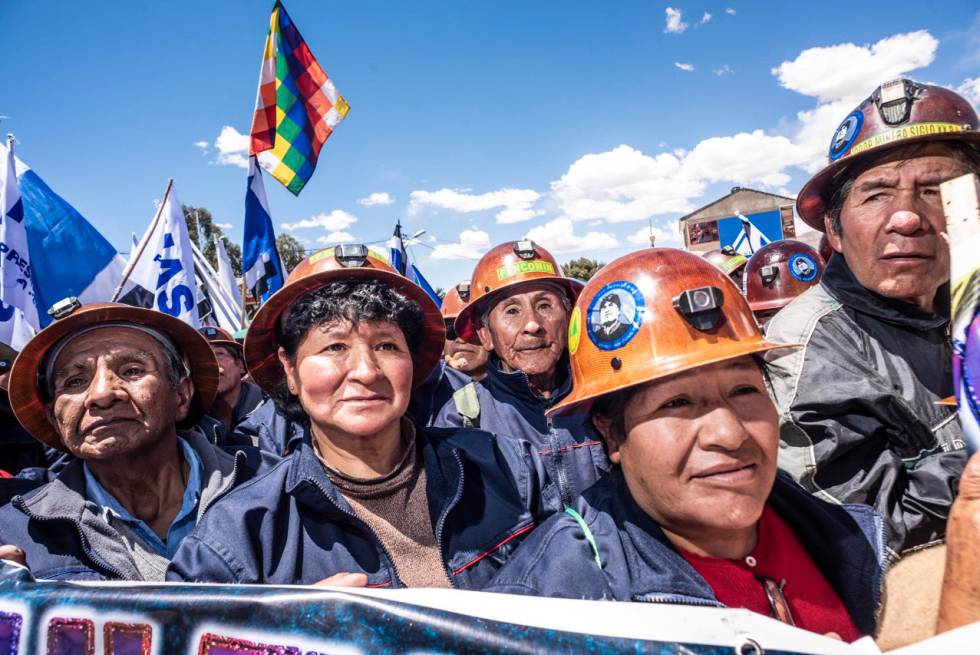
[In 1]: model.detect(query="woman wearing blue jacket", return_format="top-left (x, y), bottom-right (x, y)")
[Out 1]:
top-left (168, 245), bottom-right (557, 589)
top-left (486, 248), bottom-right (888, 639)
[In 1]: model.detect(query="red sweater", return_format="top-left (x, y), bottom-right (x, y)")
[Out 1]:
top-left (679, 504), bottom-right (861, 641)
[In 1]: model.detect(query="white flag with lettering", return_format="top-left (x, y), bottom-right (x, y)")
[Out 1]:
top-left (0, 135), bottom-right (39, 349)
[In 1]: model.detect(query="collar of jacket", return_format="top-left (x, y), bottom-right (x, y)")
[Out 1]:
top-left (822, 253), bottom-right (949, 331)
top-left (14, 431), bottom-right (247, 578)
top-left (589, 469), bottom-right (885, 634)
top-left (484, 352), bottom-right (573, 409)
top-left (232, 380), bottom-right (267, 427)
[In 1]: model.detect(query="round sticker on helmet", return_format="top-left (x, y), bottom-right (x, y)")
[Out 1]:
top-left (568, 306), bottom-right (582, 356)
top-left (789, 253), bottom-right (819, 282)
top-left (586, 281), bottom-right (644, 351)
top-left (829, 111), bottom-right (864, 161)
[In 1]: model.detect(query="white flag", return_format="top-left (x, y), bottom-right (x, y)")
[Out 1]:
top-left (215, 237), bottom-right (243, 310)
top-left (119, 180), bottom-right (200, 328)
top-left (190, 240), bottom-right (242, 332)
top-left (0, 134), bottom-right (39, 349)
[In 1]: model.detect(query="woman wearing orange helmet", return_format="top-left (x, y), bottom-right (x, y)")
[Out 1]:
top-left (168, 245), bottom-right (556, 588)
top-left (487, 248), bottom-right (886, 640)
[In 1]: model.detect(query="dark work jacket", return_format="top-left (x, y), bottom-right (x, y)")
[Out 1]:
top-left (198, 381), bottom-right (269, 450)
top-left (167, 425), bottom-right (559, 589)
top-left (0, 432), bottom-right (273, 581)
top-left (486, 470), bottom-right (887, 637)
top-left (232, 380), bottom-right (266, 429)
top-left (232, 396), bottom-right (306, 457)
top-left (0, 395), bottom-right (60, 476)
top-left (766, 254), bottom-right (965, 555)
top-left (428, 357), bottom-right (610, 507)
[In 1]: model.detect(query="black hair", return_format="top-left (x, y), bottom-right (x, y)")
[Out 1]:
top-left (600, 294), bottom-right (622, 309)
top-left (271, 279), bottom-right (425, 427)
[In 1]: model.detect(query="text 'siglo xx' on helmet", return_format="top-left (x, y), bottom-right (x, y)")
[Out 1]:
top-left (244, 244), bottom-right (445, 394)
top-left (743, 240), bottom-right (826, 314)
top-left (797, 77), bottom-right (980, 230)
top-left (453, 240), bottom-right (583, 343)
top-left (549, 248), bottom-right (794, 416)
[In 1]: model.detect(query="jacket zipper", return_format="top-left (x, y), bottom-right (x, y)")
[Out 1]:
top-left (546, 416), bottom-right (571, 508)
top-left (433, 449), bottom-right (466, 588)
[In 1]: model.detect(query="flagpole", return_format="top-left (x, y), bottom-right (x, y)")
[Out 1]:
top-left (111, 178), bottom-right (174, 301)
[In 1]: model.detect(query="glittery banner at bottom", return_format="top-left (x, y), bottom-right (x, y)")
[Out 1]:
top-left (0, 611), bottom-right (22, 655)
top-left (197, 633), bottom-right (301, 655)
top-left (47, 617), bottom-right (94, 655)
top-left (104, 622), bottom-right (151, 655)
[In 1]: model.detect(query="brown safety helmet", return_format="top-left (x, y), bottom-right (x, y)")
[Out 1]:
top-left (743, 240), bottom-right (826, 314)
top-left (441, 281), bottom-right (473, 321)
top-left (244, 244), bottom-right (445, 394)
top-left (549, 248), bottom-right (793, 416)
top-left (798, 78), bottom-right (980, 230)
top-left (702, 246), bottom-right (748, 279)
top-left (454, 240), bottom-right (583, 343)
top-left (199, 326), bottom-right (243, 357)
top-left (9, 300), bottom-right (219, 450)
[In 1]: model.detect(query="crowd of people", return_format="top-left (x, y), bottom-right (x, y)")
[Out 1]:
top-left (1, 76), bottom-right (980, 647)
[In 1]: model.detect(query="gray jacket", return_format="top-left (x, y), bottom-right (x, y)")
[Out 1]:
top-left (765, 254), bottom-right (965, 556)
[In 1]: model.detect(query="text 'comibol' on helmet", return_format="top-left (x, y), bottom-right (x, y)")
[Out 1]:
top-left (453, 240), bottom-right (583, 343)
top-left (798, 77), bottom-right (980, 230)
top-left (244, 244), bottom-right (445, 394)
top-left (743, 240), bottom-right (826, 314)
top-left (548, 248), bottom-right (795, 416)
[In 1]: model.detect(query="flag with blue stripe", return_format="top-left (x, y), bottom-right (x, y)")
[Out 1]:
top-left (243, 156), bottom-right (284, 302)
top-left (0, 135), bottom-right (39, 348)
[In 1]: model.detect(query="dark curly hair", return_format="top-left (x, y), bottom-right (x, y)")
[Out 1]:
top-left (272, 279), bottom-right (425, 427)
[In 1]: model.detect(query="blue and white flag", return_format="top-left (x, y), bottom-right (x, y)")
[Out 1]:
top-left (731, 210), bottom-right (772, 256)
top-left (408, 264), bottom-right (442, 309)
top-left (117, 180), bottom-right (200, 328)
top-left (0, 140), bottom-right (127, 328)
top-left (0, 135), bottom-right (39, 348)
top-left (243, 156), bottom-right (284, 302)
top-left (216, 237), bottom-right (243, 310)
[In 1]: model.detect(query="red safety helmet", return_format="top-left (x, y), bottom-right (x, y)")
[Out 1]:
top-left (798, 78), bottom-right (980, 230)
top-left (743, 240), bottom-right (826, 315)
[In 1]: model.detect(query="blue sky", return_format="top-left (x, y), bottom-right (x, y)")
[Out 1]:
top-left (2, 1), bottom-right (979, 289)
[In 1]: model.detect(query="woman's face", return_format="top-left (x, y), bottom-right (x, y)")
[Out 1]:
top-left (279, 319), bottom-right (414, 439)
top-left (595, 356), bottom-right (779, 540)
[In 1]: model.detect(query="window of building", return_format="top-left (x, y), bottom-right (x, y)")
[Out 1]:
top-left (688, 220), bottom-right (719, 245)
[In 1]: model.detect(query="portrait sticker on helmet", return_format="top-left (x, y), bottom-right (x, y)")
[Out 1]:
top-left (829, 111), bottom-right (863, 161)
top-left (587, 280), bottom-right (644, 351)
top-left (568, 306), bottom-right (582, 356)
top-left (788, 253), bottom-right (819, 283)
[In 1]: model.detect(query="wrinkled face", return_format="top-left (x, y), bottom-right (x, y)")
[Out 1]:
top-left (477, 283), bottom-right (569, 377)
top-left (827, 144), bottom-right (964, 310)
top-left (279, 320), bottom-right (413, 439)
top-left (213, 345), bottom-right (245, 396)
top-left (47, 328), bottom-right (191, 461)
top-left (595, 357), bottom-right (779, 538)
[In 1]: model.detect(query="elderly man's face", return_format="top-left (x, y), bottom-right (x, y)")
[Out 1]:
top-left (827, 144), bottom-right (965, 311)
top-left (477, 283), bottom-right (568, 378)
top-left (47, 328), bottom-right (192, 461)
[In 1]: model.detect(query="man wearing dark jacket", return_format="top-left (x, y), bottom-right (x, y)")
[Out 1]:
top-left (0, 301), bottom-right (270, 580)
top-left (199, 327), bottom-right (266, 434)
top-left (766, 78), bottom-right (978, 555)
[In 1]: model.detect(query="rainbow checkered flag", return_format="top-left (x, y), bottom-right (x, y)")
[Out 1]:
top-left (250, 1), bottom-right (349, 195)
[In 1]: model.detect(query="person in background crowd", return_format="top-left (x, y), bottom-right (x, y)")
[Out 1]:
top-left (440, 282), bottom-right (488, 381)
top-left (487, 248), bottom-right (889, 640)
top-left (426, 240), bottom-right (610, 508)
top-left (702, 246), bottom-right (748, 285)
top-left (742, 240), bottom-right (825, 328)
top-left (765, 78), bottom-right (976, 555)
top-left (0, 301), bottom-right (270, 580)
top-left (168, 245), bottom-right (557, 587)
top-left (199, 326), bottom-right (265, 432)
top-left (0, 341), bottom-right (58, 477)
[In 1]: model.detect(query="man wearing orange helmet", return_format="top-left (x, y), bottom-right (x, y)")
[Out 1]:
top-left (427, 240), bottom-right (610, 506)
top-left (440, 282), bottom-right (488, 381)
top-left (765, 78), bottom-right (977, 555)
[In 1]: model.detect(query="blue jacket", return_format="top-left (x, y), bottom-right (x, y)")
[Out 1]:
top-left (427, 358), bottom-right (610, 506)
top-left (0, 432), bottom-right (273, 581)
top-left (233, 396), bottom-right (306, 456)
top-left (167, 424), bottom-right (559, 589)
top-left (486, 470), bottom-right (887, 637)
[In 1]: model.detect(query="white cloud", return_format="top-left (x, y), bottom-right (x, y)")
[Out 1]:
top-left (281, 209), bottom-right (358, 232)
top-left (626, 223), bottom-right (682, 247)
top-left (772, 30), bottom-right (938, 103)
top-left (957, 77), bottom-right (980, 106)
top-left (681, 129), bottom-right (804, 188)
top-left (193, 141), bottom-right (209, 153)
top-left (316, 231), bottom-right (357, 244)
top-left (524, 218), bottom-right (619, 254)
top-left (725, 7), bottom-right (736, 15)
top-left (213, 126), bottom-right (251, 169)
top-left (213, 222), bottom-right (233, 230)
top-left (674, 62), bottom-right (695, 72)
top-left (430, 228), bottom-right (492, 260)
top-left (713, 64), bottom-right (734, 76)
top-left (358, 192), bottom-right (394, 207)
top-left (664, 7), bottom-right (688, 34)
top-left (409, 187), bottom-right (543, 224)
top-left (699, 11), bottom-right (712, 25)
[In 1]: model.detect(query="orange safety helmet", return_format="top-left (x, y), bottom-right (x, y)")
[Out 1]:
top-left (9, 300), bottom-right (219, 450)
top-left (549, 248), bottom-right (793, 416)
top-left (440, 281), bottom-right (473, 321)
top-left (453, 240), bottom-right (583, 343)
top-left (743, 240), bottom-right (826, 314)
top-left (797, 78), bottom-right (980, 230)
top-left (244, 244), bottom-right (445, 394)
top-left (702, 246), bottom-right (748, 280)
